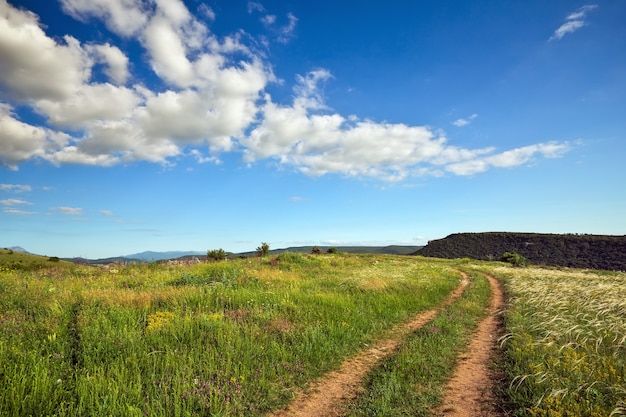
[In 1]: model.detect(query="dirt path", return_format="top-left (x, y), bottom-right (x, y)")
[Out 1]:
top-left (269, 273), bottom-right (470, 417)
top-left (436, 273), bottom-right (505, 416)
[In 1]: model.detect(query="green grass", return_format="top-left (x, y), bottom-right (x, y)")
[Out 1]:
top-left (478, 265), bottom-right (626, 417)
top-left (0, 253), bottom-right (459, 416)
top-left (346, 270), bottom-right (492, 416)
top-left (2, 253), bottom-right (623, 416)
top-left (0, 248), bottom-right (74, 271)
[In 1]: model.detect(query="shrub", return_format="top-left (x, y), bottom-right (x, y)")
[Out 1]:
top-left (311, 246), bottom-right (323, 255)
top-left (207, 248), bottom-right (227, 261)
top-left (500, 252), bottom-right (527, 267)
top-left (327, 247), bottom-right (338, 254)
top-left (256, 242), bottom-right (270, 257)
top-left (48, 256), bottom-right (60, 262)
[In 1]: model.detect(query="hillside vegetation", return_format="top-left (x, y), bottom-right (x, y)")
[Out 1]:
top-left (0, 248), bottom-right (74, 270)
top-left (2, 252), bottom-right (624, 416)
top-left (416, 232), bottom-right (626, 270)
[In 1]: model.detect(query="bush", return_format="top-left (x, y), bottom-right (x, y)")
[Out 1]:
top-left (500, 252), bottom-right (527, 267)
top-left (207, 249), bottom-right (227, 261)
top-left (311, 246), bottom-right (323, 255)
top-left (327, 247), bottom-right (338, 254)
top-left (48, 256), bottom-right (60, 262)
top-left (256, 242), bottom-right (270, 257)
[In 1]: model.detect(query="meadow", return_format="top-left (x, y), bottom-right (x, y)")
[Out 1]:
top-left (0, 249), bottom-right (624, 416)
top-left (479, 265), bottom-right (626, 416)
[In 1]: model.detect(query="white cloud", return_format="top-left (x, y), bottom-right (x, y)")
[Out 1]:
top-left (247, 2), bottom-right (265, 14)
top-left (453, 113), bottom-right (478, 127)
top-left (53, 206), bottom-right (83, 215)
top-left (198, 4), bottom-right (215, 21)
top-left (0, 184), bottom-right (32, 192)
top-left (0, 0), bottom-right (572, 181)
top-left (36, 84), bottom-right (141, 127)
top-left (100, 210), bottom-right (114, 216)
top-left (566, 5), bottom-right (598, 21)
top-left (261, 14), bottom-right (276, 25)
top-left (243, 70), bottom-right (570, 181)
top-left (143, 15), bottom-right (195, 87)
top-left (0, 104), bottom-right (48, 169)
top-left (3, 208), bottom-right (36, 215)
top-left (278, 13), bottom-right (298, 43)
top-left (86, 43), bottom-right (130, 85)
top-left (0, 198), bottom-right (32, 206)
top-left (550, 4), bottom-right (598, 41)
top-left (59, 0), bottom-right (148, 37)
top-left (0, 0), bottom-right (274, 167)
top-left (0, 3), bottom-right (88, 101)
top-left (446, 142), bottom-right (570, 175)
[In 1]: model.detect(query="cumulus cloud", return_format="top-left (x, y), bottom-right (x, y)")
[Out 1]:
top-left (242, 70), bottom-right (570, 181)
top-left (0, 2), bottom-right (88, 101)
top-left (86, 43), bottom-right (130, 84)
top-left (550, 4), bottom-right (598, 41)
top-left (59, 0), bottom-right (148, 37)
top-left (0, 0), bottom-right (272, 168)
top-left (453, 114), bottom-right (478, 127)
top-left (0, 104), bottom-right (48, 169)
top-left (0, 0), bottom-right (571, 181)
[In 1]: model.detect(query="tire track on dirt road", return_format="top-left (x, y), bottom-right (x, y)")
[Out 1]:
top-left (269, 273), bottom-right (471, 417)
top-left (436, 273), bottom-right (505, 417)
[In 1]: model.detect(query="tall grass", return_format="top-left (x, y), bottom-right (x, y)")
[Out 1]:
top-left (0, 254), bottom-right (459, 416)
top-left (487, 266), bottom-right (626, 417)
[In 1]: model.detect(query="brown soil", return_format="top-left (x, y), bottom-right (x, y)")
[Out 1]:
top-left (269, 273), bottom-right (470, 417)
top-left (436, 273), bottom-right (506, 416)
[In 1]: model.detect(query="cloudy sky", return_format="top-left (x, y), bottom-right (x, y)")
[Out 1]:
top-left (1, 0), bottom-right (625, 258)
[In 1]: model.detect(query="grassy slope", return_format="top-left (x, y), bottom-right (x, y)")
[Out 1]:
top-left (1, 253), bottom-right (623, 416)
top-left (0, 248), bottom-right (74, 270)
top-left (0, 253), bottom-right (458, 416)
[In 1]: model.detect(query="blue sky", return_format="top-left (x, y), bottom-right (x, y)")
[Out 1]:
top-left (1, 0), bottom-right (625, 258)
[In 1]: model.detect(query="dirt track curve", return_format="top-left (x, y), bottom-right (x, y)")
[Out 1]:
top-left (269, 273), bottom-right (471, 417)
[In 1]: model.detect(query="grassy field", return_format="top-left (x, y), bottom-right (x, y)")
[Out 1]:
top-left (477, 265), bottom-right (626, 417)
top-left (0, 252), bottom-right (460, 416)
top-left (1, 250), bottom-right (624, 416)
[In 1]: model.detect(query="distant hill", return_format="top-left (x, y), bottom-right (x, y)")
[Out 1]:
top-left (2, 246), bottom-right (30, 254)
top-left (415, 232), bottom-right (626, 271)
top-left (123, 250), bottom-right (206, 261)
top-left (67, 256), bottom-right (145, 265)
top-left (0, 248), bottom-right (74, 270)
top-left (238, 245), bottom-right (423, 257)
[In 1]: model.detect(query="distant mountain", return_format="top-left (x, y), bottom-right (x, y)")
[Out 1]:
top-left (123, 250), bottom-right (206, 261)
top-left (67, 256), bottom-right (145, 265)
top-left (4, 246), bottom-right (30, 254)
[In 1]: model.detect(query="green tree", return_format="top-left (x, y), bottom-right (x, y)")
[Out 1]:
top-left (207, 248), bottom-right (227, 261)
top-left (311, 246), bottom-right (322, 255)
top-left (256, 242), bottom-right (270, 257)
